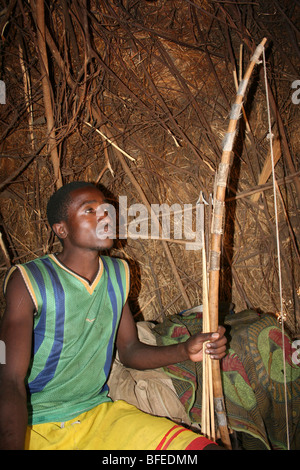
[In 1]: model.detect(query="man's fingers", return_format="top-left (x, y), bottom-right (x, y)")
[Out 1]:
top-left (200, 332), bottom-right (219, 342)
top-left (205, 337), bottom-right (227, 359)
top-left (187, 326), bottom-right (227, 361)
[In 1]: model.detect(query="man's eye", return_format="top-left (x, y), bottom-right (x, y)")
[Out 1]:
top-left (85, 207), bottom-right (95, 213)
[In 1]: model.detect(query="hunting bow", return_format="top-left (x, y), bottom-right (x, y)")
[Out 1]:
top-left (207, 38), bottom-right (267, 449)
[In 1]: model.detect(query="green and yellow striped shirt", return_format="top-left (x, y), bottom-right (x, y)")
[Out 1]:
top-left (4, 254), bottom-right (130, 425)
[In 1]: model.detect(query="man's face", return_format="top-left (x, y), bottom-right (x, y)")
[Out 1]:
top-left (59, 186), bottom-right (115, 251)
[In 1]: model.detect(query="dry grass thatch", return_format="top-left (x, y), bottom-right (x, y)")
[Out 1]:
top-left (0, 0), bottom-right (299, 336)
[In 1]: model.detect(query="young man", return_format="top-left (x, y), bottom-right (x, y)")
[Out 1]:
top-left (0, 181), bottom-right (227, 450)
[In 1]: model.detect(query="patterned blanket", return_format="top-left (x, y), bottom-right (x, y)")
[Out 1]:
top-left (153, 309), bottom-right (300, 450)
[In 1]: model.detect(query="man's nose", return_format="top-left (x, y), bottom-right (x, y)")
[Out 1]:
top-left (96, 205), bottom-right (111, 222)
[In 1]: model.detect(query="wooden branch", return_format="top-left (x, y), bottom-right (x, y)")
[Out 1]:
top-left (18, 43), bottom-right (35, 150)
top-left (0, 231), bottom-right (11, 268)
top-left (35, 0), bottom-right (62, 189)
top-left (0, 142), bottom-right (47, 191)
top-left (226, 171), bottom-right (300, 202)
top-left (251, 137), bottom-right (281, 202)
top-left (258, 68), bottom-right (300, 203)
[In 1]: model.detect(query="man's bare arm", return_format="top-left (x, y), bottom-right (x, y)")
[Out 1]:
top-left (116, 301), bottom-right (227, 371)
top-left (0, 270), bottom-right (34, 450)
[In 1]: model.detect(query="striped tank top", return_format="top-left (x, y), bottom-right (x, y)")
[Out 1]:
top-left (4, 254), bottom-right (130, 425)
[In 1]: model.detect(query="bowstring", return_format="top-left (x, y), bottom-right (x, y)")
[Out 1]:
top-left (262, 47), bottom-right (290, 451)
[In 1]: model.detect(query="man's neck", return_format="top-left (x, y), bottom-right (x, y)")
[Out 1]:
top-left (55, 249), bottom-right (100, 284)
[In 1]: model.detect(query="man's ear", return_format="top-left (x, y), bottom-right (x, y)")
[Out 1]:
top-left (52, 221), bottom-right (68, 240)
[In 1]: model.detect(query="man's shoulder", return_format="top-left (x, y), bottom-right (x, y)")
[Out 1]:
top-left (99, 256), bottom-right (130, 281)
top-left (3, 255), bottom-right (47, 292)
top-left (100, 255), bottom-right (128, 268)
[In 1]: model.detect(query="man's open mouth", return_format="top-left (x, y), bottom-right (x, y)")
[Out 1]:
top-left (96, 222), bottom-right (114, 239)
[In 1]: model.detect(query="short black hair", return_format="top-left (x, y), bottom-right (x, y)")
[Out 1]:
top-left (46, 181), bottom-right (96, 229)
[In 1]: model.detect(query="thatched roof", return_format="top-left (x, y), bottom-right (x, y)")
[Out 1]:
top-left (0, 0), bottom-right (299, 336)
